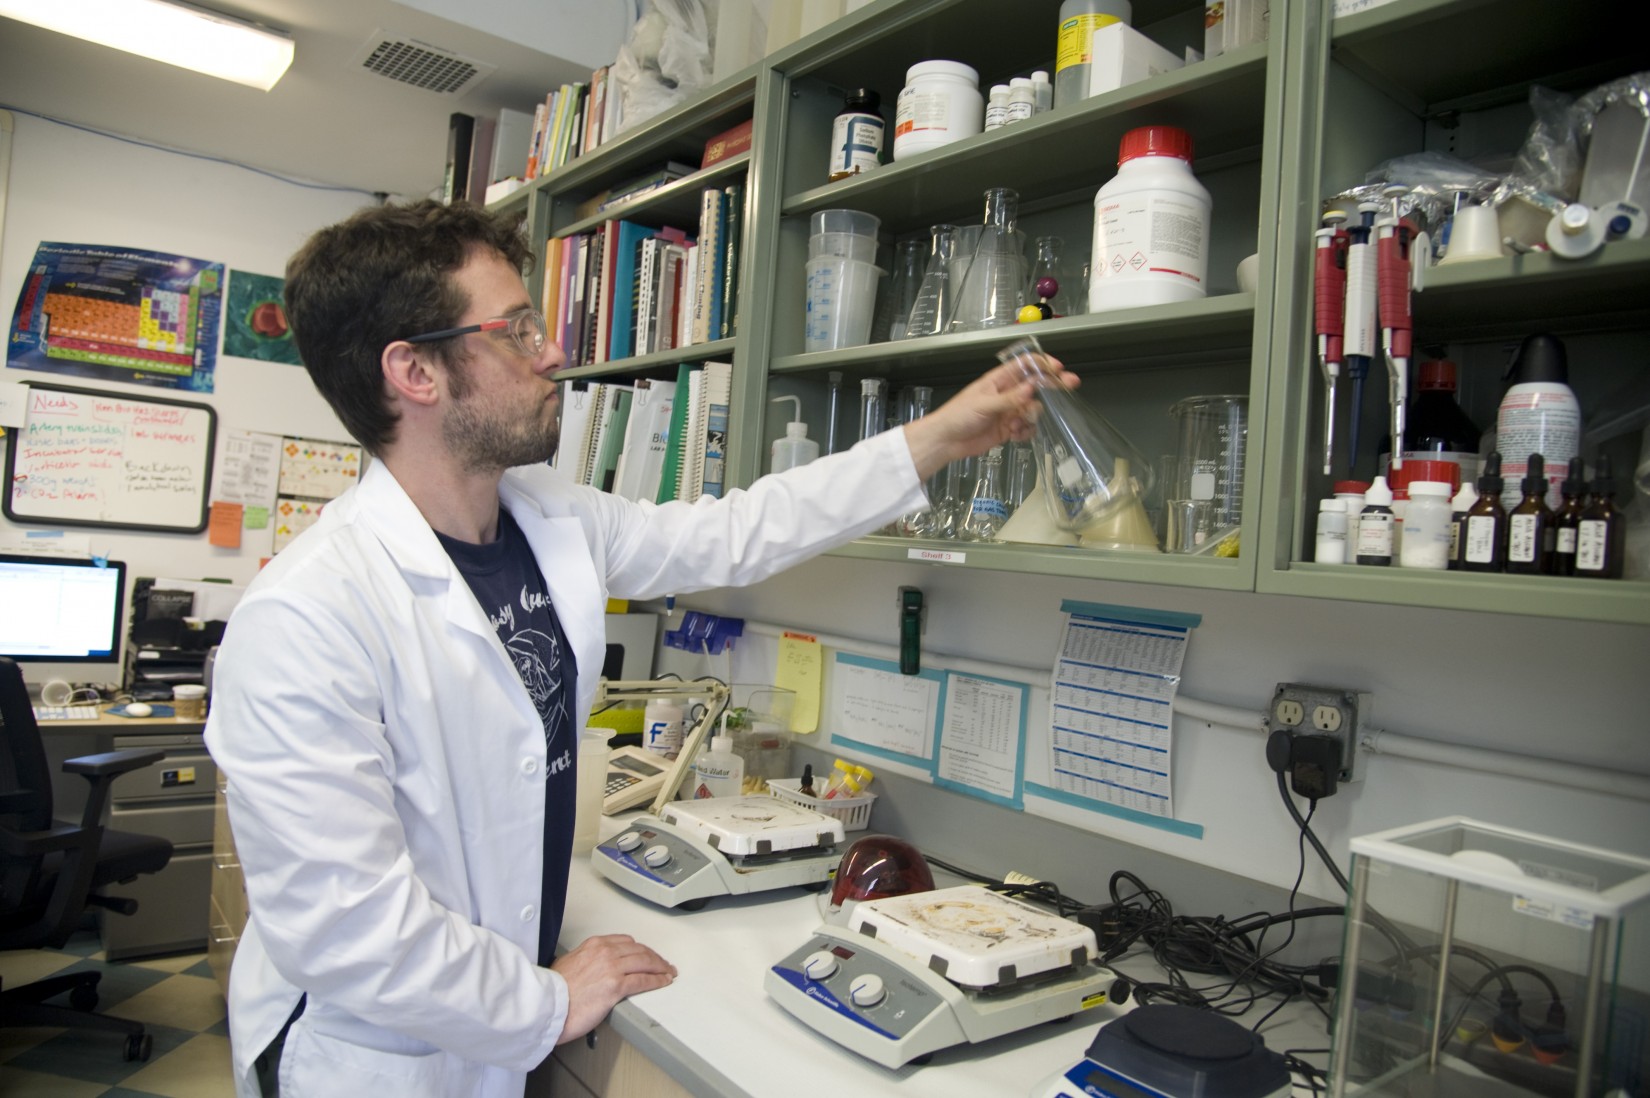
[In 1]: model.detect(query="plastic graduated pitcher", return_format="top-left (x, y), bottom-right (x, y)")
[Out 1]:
top-left (805, 255), bottom-right (884, 351)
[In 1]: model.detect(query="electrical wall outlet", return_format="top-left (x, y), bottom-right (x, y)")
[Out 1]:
top-left (1268, 683), bottom-right (1372, 791)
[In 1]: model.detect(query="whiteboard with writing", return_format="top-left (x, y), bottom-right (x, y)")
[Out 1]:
top-left (3, 384), bottom-right (216, 532)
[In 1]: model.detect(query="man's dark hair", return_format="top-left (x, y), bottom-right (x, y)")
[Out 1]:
top-left (284, 199), bottom-right (534, 454)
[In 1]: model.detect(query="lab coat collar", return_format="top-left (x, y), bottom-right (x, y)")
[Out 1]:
top-left (353, 461), bottom-right (602, 665)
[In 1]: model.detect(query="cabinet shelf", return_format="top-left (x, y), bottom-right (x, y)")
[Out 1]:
top-left (828, 535), bottom-right (1251, 589)
top-left (1413, 238), bottom-right (1650, 340)
top-left (554, 338), bottom-right (737, 385)
top-left (556, 153), bottom-right (751, 238)
top-left (1332, 0), bottom-right (1641, 113)
top-left (780, 44), bottom-right (1269, 231)
top-left (772, 294), bottom-right (1256, 384)
top-left (1258, 562), bottom-right (1650, 626)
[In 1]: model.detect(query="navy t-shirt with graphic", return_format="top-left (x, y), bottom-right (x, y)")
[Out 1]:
top-left (436, 508), bottom-right (578, 966)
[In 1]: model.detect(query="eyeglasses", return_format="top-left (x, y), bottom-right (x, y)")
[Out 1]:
top-left (403, 308), bottom-right (548, 359)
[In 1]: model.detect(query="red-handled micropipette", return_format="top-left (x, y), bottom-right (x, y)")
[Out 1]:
top-left (1376, 186), bottom-right (1415, 472)
top-left (1342, 203), bottom-right (1380, 475)
top-left (1313, 211), bottom-right (1349, 475)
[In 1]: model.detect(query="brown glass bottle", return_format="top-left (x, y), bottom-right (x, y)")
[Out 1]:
top-left (1550, 457), bottom-right (1587, 577)
top-left (1505, 453), bottom-right (1553, 574)
top-left (1575, 454), bottom-right (1625, 579)
top-left (1461, 452), bottom-right (1507, 572)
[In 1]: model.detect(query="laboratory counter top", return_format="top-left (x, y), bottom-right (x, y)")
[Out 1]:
top-left (561, 812), bottom-right (1330, 1098)
top-left (33, 704), bottom-right (206, 732)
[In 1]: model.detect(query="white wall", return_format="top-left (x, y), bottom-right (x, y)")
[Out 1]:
top-left (0, 111), bottom-right (371, 588)
top-left (667, 554), bottom-right (1650, 900)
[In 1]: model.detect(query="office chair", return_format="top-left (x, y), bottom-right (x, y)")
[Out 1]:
top-left (0, 656), bottom-right (174, 1061)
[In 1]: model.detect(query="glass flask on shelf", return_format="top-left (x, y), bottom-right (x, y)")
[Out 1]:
top-left (950, 188), bottom-right (1029, 332)
top-left (930, 455), bottom-right (976, 539)
top-left (1006, 441), bottom-right (1036, 511)
top-left (1029, 236), bottom-right (1076, 316)
top-left (882, 239), bottom-right (926, 342)
top-left (995, 336), bottom-right (1158, 547)
top-left (897, 387), bottom-right (938, 536)
top-left (961, 445), bottom-right (1009, 540)
top-left (902, 224), bottom-right (957, 339)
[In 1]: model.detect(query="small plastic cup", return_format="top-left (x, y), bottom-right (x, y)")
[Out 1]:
top-left (805, 256), bottom-right (884, 352)
top-left (172, 683), bottom-right (207, 720)
top-left (809, 231), bottom-right (879, 264)
top-left (810, 208), bottom-right (880, 238)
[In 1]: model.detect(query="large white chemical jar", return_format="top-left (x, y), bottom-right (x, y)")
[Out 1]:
top-left (893, 61), bottom-right (984, 160)
top-left (1089, 125), bottom-right (1211, 312)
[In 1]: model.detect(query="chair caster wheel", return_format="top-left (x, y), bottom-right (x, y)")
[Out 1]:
top-left (125, 1033), bottom-right (153, 1061)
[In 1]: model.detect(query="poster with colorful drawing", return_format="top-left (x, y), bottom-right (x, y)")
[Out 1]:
top-left (6, 242), bottom-right (223, 392)
top-left (223, 269), bottom-right (300, 365)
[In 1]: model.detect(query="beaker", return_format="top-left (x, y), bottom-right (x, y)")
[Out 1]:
top-left (995, 335), bottom-right (1157, 540)
top-left (1164, 395), bottom-right (1247, 553)
top-left (950, 189), bottom-right (1027, 331)
top-left (1029, 236), bottom-right (1075, 317)
top-left (805, 256), bottom-right (883, 351)
top-left (903, 224), bottom-right (957, 339)
top-left (882, 239), bottom-right (926, 342)
top-left (961, 445), bottom-right (1009, 540)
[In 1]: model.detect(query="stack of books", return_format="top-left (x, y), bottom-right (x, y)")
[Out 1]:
top-left (540, 183), bottom-right (745, 367)
top-left (553, 362), bottom-right (734, 505)
top-left (524, 66), bottom-right (624, 179)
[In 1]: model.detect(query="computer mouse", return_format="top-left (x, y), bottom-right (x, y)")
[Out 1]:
top-left (126, 702), bottom-right (153, 717)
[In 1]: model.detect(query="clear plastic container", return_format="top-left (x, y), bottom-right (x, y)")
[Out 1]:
top-left (804, 256), bottom-right (883, 352)
top-left (809, 231), bottom-right (879, 263)
top-left (811, 208), bottom-right (880, 238)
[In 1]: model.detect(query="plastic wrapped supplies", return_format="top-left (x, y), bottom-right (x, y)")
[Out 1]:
top-left (613, 0), bottom-right (715, 134)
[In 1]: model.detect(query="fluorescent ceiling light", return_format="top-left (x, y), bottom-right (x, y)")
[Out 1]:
top-left (0, 0), bottom-right (295, 91)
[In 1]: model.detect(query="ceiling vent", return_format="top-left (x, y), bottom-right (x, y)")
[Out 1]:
top-left (351, 32), bottom-right (495, 95)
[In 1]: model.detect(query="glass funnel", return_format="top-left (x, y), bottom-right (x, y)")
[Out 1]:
top-left (902, 224), bottom-right (956, 340)
top-left (995, 335), bottom-right (1157, 536)
top-left (950, 188), bottom-right (1028, 332)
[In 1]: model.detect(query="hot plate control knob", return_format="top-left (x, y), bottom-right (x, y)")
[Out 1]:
top-left (615, 832), bottom-right (644, 853)
top-left (642, 844), bottom-right (672, 868)
top-left (802, 951), bottom-right (838, 980)
top-left (849, 973), bottom-right (886, 1007)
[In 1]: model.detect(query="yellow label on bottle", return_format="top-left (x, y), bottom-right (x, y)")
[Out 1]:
top-left (1056, 13), bottom-right (1123, 71)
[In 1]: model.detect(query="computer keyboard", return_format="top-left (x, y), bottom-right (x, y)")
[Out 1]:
top-left (33, 704), bottom-right (101, 721)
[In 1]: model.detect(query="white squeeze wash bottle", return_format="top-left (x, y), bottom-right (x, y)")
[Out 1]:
top-left (693, 714), bottom-right (745, 798)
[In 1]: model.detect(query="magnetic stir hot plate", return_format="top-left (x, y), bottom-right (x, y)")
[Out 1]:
top-left (591, 794), bottom-right (844, 910)
top-left (765, 884), bottom-right (1125, 1068)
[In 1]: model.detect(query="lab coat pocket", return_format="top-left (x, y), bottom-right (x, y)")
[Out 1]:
top-left (279, 1017), bottom-right (450, 1095)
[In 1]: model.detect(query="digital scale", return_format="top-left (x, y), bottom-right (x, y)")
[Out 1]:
top-left (591, 794), bottom-right (845, 910)
top-left (1033, 1003), bottom-right (1292, 1098)
top-left (765, 884), bottom-right (1125, 1069)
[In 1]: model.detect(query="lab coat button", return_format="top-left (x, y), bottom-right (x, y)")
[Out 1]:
top-left (521, 757), bottom-right (539, 776)
top-left (520, 905), bottom-right (536, 923)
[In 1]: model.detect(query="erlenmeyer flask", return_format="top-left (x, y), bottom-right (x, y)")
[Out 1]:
top-left (882, 239), bottom-right (926, 342)
top-left (902, 225), bottom-right (956, 339)
top-left (1029, 236), bottom-right (1074, 317)
top-left (961, 445), bottom-right (1009, 540)
top-left (995, 336), bottom-right (1158, 540)
top-left (950, 188), bottom-right (1028, 332)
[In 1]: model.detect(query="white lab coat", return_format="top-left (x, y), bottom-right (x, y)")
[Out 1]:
top-left (206, 429), bottom-right (925, 1097)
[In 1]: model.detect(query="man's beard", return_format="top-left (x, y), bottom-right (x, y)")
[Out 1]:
top-left (442, 359), bottom-right (559, 473)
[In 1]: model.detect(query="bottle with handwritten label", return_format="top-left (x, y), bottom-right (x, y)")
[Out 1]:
top-left (1576, 454), bottom-right (1625, 579)
top-left (1506, 452), bottom-right (1554, 574)
top-left (1461, 453), bottom-right (1507, 572)
top-left (1551, 457), bottom-right (1587, 576)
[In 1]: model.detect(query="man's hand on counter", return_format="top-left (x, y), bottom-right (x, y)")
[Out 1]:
top-left (552, 933), bottom-right (679, 1044)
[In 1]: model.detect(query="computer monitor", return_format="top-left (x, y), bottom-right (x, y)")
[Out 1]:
top-left (0, 554), bottom-right (127, 690)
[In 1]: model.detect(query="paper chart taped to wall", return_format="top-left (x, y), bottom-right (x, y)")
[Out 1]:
top-left (1044, 600), bottom-right (1200, 820)
top-left (828, 652), bottom-right (941, 766)
top-left (935, 672), bottom-right (1027, 807)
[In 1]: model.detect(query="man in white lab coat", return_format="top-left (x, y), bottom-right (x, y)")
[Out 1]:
top-left (205, 199), bottom-right (1072, 1097)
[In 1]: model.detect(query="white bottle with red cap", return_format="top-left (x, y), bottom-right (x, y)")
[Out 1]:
top-left (1089, 124), bottom-right (1212, 312)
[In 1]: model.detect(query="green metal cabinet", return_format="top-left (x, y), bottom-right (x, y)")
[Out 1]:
top-left (498, 0), bottom-right (1649, 623)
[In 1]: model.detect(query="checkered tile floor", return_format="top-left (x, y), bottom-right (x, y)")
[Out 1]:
top-left (1, 930), bottom-right (234, 1097)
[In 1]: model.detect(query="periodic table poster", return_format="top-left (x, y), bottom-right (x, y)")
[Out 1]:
top-left (6, 242), bottom-right (224, 393)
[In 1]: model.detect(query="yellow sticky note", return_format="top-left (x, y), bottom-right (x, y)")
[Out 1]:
top-left (776, 633), bottom-right (822, 734)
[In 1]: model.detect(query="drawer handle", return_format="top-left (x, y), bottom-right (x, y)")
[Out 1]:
top-left (209, 923), bottom-right (239, 945)
top-left (212, 855), bottom-right (241, 870)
